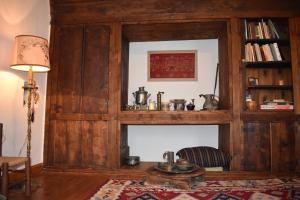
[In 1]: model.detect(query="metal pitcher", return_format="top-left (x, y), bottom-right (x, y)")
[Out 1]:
top-left (132, 87), bottom-right (151, 105)
top-left (199, 94), bottom-right (219, 110)
top-left (163, 151), bottom-right (174, 165)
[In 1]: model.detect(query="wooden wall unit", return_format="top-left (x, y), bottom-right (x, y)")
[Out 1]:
top-left (45, 0), bottom-right (300, 173)
top-left (44, 24), bottom-right (111, 168)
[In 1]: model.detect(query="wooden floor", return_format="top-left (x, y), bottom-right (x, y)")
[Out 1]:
top-left (8, 171), bottom-right (109, 200)
top-left (7, 165), bottom-right (300, 200)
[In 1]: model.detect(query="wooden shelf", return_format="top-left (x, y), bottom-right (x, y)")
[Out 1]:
top-left (243, 61), bottom-right (291, 68)
top-left (247, 85), bottom-right (292, 90)
top-left (119, 110), bottom-right (232, 125)
top-left (241, 111), bottom-right (299, 121)
top-left (245, 39), bottom-right (289, 45)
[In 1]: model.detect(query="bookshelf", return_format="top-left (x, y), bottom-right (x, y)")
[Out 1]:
top-left (242, 18), bottom-right (293, 112)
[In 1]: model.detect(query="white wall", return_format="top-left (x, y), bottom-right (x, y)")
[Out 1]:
top-left (0, 0), bottom-right (50, 164)
top-left (128, 40), bottom-right (219, 162)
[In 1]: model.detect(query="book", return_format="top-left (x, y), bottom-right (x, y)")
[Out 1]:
top-left (260, 104), bottom-right (293, 110)
top-left (267, 20), bottom-right (276, 39)
top-left (272, 43), bottom-right (282, 61)
top-left (257, 23), bottom-right (263, 39)
top-left (245, 43), bottom-right (255, 62)
top-left (262, 20), bottom-right (270, 39)
top-left (244, 19), bottom-right (248, 39)
top-left (253, 43), bottom-right (262, 61)
top-left (261, 44), bottom-right (274, 61)
top-left (269, 43), bottom-right (278, 61)
top-left (268, 19), bottom-right (280, 39)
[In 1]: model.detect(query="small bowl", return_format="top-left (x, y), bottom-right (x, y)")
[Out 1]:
top-left (176, 163), bottom-right (193, 171)
top-left (176, 159), bottom-right (193, 171)
top-left (125, 156), bottom-right (140, 166)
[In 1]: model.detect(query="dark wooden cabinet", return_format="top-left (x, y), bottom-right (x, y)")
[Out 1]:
top-left (44, 24), bottom-right (110, 168)
top-left (45, 0), bottom-right (300, 173)
top-left (242, 121), bottom-right (296, 172)
top-left (243, 122), bottom-right (271, 171)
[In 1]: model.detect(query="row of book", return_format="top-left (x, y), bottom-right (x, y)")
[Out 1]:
top-left (244, 19), bottom-right (281, 40)
top-left (244, 42), bottom-right (282, 62)
top-left (260, 104), bottom-right (293, 110)
top-left (260, 99), bottom-right (293, 110)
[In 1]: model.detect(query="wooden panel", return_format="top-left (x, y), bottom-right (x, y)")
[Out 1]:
top-left (48, 120), bottom-right (82, 167)
top-left (242, 112), bottom-right (299, 122)
top-left (50, 0), bottom-right (300, 24)
top-left (242, 122), bottom-right (270, 171)
top-left (290, 18), bottom-right (300, 113)
top-left (82, 121), bottom-right (108, 167)
top-left (51, 120), bottom-right (67, 165)
top-left (296, 122), bottom-right (300, 172)
top-left (122, 21), bottom-right (226, 42)
top-left (218, 21), bottom-right (230, 109)
top-left (119, 110), bottom-right (232, 125)
top-left (271, 122), bottom-right (296, 172)
top-left (120, 125), bottom-right (129, 166)
top-left (246, 68), bottom-right (292, 86)
top-left (66, 121), bottom-right (81, 166)
top-left (218, 124), bottom-right (230, 156)
top-left (230, 18), bottom-right (243, 170)
top-left (121, 38), bottom-right (129, 110)
top-left (82, 25), bottom-right (110, 114)
top-left (56, 25), bottom-right (83, 114)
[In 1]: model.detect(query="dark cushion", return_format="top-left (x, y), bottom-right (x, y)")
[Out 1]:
top-left (176, 146), bottom-right (231, 170)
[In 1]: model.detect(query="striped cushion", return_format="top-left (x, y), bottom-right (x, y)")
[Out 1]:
top-left (176, 146), bottom-right (231, 170)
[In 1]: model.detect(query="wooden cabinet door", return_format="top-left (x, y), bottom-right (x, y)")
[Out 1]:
top-left (242, 122), bottom-right (271, 171)
top-left (271, 122), bottom-right (296, 172)
top-left (45, 24), bottom-right (110, 168)
top-left (242, 121), bottom-right (297, 172)
top-left (54, 25), bottom-right (83, 114)
top-left (82, 25), bottom-right (110, 114)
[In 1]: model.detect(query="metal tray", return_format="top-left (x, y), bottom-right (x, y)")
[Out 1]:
top-left (154, 163), bottom-right (200, 174)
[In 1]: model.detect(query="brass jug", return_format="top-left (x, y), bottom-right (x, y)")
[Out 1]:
top-left (199, 94), bottom-right (219, 110)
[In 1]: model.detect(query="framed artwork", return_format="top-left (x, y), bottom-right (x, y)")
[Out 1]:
top-left (148, 50), bottom-right (197, 81)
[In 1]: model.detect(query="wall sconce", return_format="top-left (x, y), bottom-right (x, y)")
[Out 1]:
top-left (10, 35), bottom-right (50, 158)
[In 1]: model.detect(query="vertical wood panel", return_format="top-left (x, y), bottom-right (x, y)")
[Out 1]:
top-left (121, 38), bottom-right (129, 110)
top-left (243, 122), bottom-right (270, 171)
top-left (290, 18), bottom-right (300, 113)
top-left (66, 121), bottom-right (82, 166)
top-left (82, 25), bottom-right (110, 114)
top-left (53, 121), bottom-right (67, 165)
top-left (219, 124), bottom-right (230, 156)
top-left (218, 22), bottom-right (230, 109)
top-left (296, 122), bottom-right (300, 172)
top-left (107, 23), bottom-right (122, 168)
top-left (82, 121), bottom-right (108, 167)
top-left (120, 125), bottom-right (129, 166)
top-left (56, 25), bottom-right (84, 114)
top-left (230, 18), bottom-right (243, 170)
top-left (271, 122), bottom-right (296, 172)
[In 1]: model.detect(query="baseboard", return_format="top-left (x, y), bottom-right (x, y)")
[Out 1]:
top-left (9, 163), bottom-right (43, 182)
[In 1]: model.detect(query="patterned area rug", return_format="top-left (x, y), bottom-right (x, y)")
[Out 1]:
top-left (89, 178), bottom-right (300, 200)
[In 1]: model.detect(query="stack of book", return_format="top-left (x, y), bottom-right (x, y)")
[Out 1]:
top-left (260, 99), bottom-right (293, 110)
top-left (244, 19), bottom-right (281, 40)
top-left (245, 42), bottom-right (282, 62)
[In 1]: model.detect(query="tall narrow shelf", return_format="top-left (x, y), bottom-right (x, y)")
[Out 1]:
top-left (242, 18), bottom-right (293, 112)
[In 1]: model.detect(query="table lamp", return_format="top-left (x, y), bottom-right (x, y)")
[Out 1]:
top-left (10, 35), bottom-right (50, 158)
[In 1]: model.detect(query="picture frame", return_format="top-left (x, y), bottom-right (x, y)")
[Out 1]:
top-left (147, 50), bottom-right (197, 81)
top-left (248, 77), bottom-right (259, 85)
